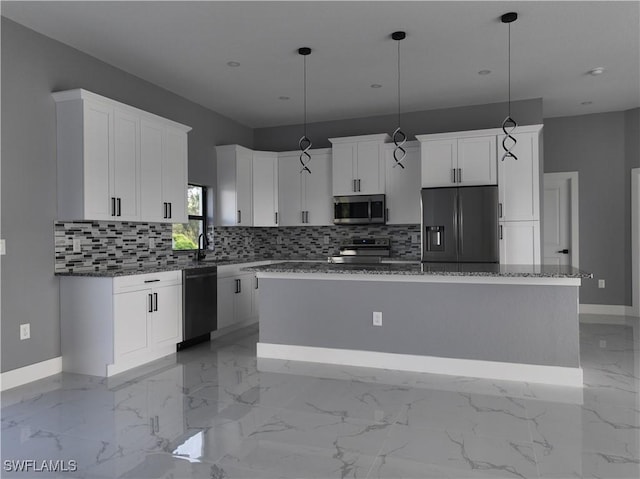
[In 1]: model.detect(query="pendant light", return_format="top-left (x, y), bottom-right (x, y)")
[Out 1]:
top-left (501, 12), bottom-right (518, 161)
top-left (391, 31), bottom-right (407, 169)
top-left (298, 47), bottom-right (312, 174)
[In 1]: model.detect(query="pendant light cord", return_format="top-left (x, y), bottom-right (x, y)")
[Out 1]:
top-left (303, 54), bottom-right (307, 138)
top-left (397, 40), bottom-right (401, 128)
top-left (391, 31), bottom-right (407, 169)
top-left (501, 13), bottom-right (518, 161)
top-left (508, 22), bottom-right (511, 118)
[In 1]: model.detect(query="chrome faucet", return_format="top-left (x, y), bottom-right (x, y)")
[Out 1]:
top-left (197, 233), bottom-right (208, 261)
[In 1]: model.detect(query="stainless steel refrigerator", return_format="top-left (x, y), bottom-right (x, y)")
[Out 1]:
top-left (421, 186), bottom-right (499, 263)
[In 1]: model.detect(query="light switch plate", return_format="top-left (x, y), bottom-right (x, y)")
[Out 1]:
top-left (73, 238), bottom-right (82, 253)
top-left (373, 311), bottom-right (382, 326)
top-left (598, 279), bottom-right (605, 288)
top-left (20, 323), bottom-right (30, 340)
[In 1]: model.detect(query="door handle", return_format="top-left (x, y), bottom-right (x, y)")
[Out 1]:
top-left (112, 197), bottom-right (117, 216)
top-left (117, 198), bottom-right (122, 217)
top-left (458, 168), bottom-right (462, 183)
top-left (305, 211), bottom-right (309, 223)
top-left (357, 179), bottom-right (361, 192)
top-left (301, 210), bottom-right (305, 224)
top-left (168, 202), bottom-right (171, 219)
top-left (153, 292), bottom-right (158, 311)
top-left (557, 249), bottom-right (570, 254)
top-left (275, 212), bottom-right (278, 225)
top-left (451, 169), bottom-right (456, 183)
top-left (163, 202), bottom-right (167, 219)
top-left (148, 293), bottom-right (153, 313)
top-left (237, 210), bottom-right (241, 224)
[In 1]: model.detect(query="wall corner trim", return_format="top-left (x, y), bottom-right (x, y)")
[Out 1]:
top-left (0, 357), bottom-right (62, 391)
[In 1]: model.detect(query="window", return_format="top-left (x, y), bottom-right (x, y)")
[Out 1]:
top-left (172, 184), bottom-right (207, 250)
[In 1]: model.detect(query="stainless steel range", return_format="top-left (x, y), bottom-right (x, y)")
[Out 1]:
top-left (328, 237), bottom-right (390, 264)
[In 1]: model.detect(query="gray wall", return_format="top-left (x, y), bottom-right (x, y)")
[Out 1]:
top-left (254, 98), bottom-right (543, 151)
top-left (1, 18), bottom-right (252, 373)
top-left (544, 111), bottom-right (636, 306)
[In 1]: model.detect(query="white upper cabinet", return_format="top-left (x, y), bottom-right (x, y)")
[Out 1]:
top-left (53, 89), bottom-right (191, 223)
top-left (278, 149), bottom-right (332, 226)
top-left (216, 144), bottom-right (253, 226)
top-left (419, 133), bottom-right (496, 187)
top-left (252, 151), bottom-right (279, 227)
top-left (384, 142), bottom-right (421, 224)
top-left (497, 129), bottom-right (542, 222)
top-left (329, 134), bottom-right (389, 195)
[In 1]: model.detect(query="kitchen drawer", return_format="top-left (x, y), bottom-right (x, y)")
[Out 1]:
top-left (113, 270), bottom-right (182, 294)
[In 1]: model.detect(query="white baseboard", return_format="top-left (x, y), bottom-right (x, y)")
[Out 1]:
top-left (580, 304), bottom-right (636, 317)
top-left (0, 357), bottom-right (62, 391)
top-left (257, 343), bottom-right (583, 387)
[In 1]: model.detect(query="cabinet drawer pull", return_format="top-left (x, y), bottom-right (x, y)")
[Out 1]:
top-left (148, 293), bottom-right (153, 313)
top-left (144, 279), bottom-right (160, 283)
top-left (153, 292), bottom-right (158, 311)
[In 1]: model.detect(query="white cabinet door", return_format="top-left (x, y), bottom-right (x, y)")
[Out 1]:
top-left (151, 285), bottom-right (182, 349)
top-left (253, 152), bottom-right (279, 226)
top-left (499, 221), bottom-right (541, 265)
top-left (278, 153), bottom-right (304, 226)
top-left (217, 276), bottom-right (236, 329)
top-left (140, 120), bottom-right (165, 222)
top-left (421, 139), bottom-right (457, 187)
top-left (304, 151), bottom-right (333, 226)
top-left (162, 127), bottom-right (188, 224)
top-left (113, 290), bottom-right (150, 361)
top-left (251, 274), bottom-right (260, 319)
top-left (356, 141), bottom-right (384, 194)
top-left (236, 149), bottom-right (253, 226)
top-left (235, 275), bottom-right (253, 323)
top-left (83, 100), bottom-right (113, 220)
top-left (498, 132), bottom-right (540, 221)
top-left (457, 136), bottom-right (497, 186)
top-left (113, 109), bottom-right (140, 221)
top-left (332, 143), bottom-right (357, 195)
top-left (385, 144), bottom-right (421, 224)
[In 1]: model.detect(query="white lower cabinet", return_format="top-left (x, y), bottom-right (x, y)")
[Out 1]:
top-left (217, 262), bottom-right (267, 330)
top-left (60, 270), bottom-right (182, 377)
top-left (499, 221), bottom-right (541, 265)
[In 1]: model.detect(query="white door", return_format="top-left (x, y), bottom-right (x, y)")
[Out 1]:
top-left (234, 275), bottom-right (253, 322)
top-left (278, 153), bottom-right (304, 226)
top-left (151, 285), bottom-right (182, 348)
top-left (544, 175), bottom-right (572, 266)
top-left (162, 127), bottom-right (188, 224)
top-left (497, 132), bottom-right (539, 221)
top-left (235, 149), bottom-right (253, 225)
top-left (332, 143), bottom-right (357, 195)
top-left (140, 120), bottom-right (165, 222)
top-left (304, 151), bottom-right (333, 225)
top-left (217, 277), bottom-right (237, 329)
top-left (83, 100), bottom-right (113, 220)
top-left (421, 139), bottom-right (457, 187)
top-left (457, 136), bottom-right (497, 186)
top-left (113, 290), bottom-right (150, 360)
top-left (113, 109), bottom-right (140, 221)
top-left (385, 145), bottom-right (421, 224)
top-left (253, 152), bottom-right (279, 226)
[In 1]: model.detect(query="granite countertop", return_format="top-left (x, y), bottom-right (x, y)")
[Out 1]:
top-left (243, 261), bottom-right (593, 279)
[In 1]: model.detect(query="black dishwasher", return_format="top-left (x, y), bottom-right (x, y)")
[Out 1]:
top-left (178, 266), bottom-right (217, 350)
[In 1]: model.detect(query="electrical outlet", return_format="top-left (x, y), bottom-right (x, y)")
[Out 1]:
top-left (0, 239), bottom-right (5, 255)
top-left (323, 236), bottom-right (330, 245)
top-left (73, 238), bottom-right (82, 253)
top-left (20, 323), bottom-right (30, 340)
top-left (149, 238), bottom-right (155, 249)
top-left (411, 234), bottom-right (419, 244)
top-left (599, 339), bottom-right (607, 348)
top-left (276, 236), bottom-right (283, 245)
top-left (373, 311), bottom-right (382, 326)
top-left (598, 279), bottom-right (606, 289)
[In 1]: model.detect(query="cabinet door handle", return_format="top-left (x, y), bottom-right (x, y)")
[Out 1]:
top-left (111, 197), bottom-right (116, 216)
top-left (117, 198), bottom-right (122, 217)
top-left (385, 208), bottom-right (389, 223)
top-left (163, 202), bottom-right (167, 219)
top-left (153, 292), bottom-right (158, 311)
top-left (237, 210), bottom-right (241, 224)
top-left (498, 203), bottom-right (503, 218)
top-left (451, 169), bottom-right (456, 183)
top-left (148, 293), bottom-right (153, 313)
top-left (168, 202), bottom-right (172, 219)
top-left (352, 179), bottom-right (356, 192)
top-left (357, 179), bottom-right (361, 192)
top-left (301, 210), bottom-right (305, 224)
top-left (458, 168), bottom-right (462, 183)
top-left (238, 279), bottom-right (242, 293)
top-left (499, 225), bottom-right (503, 240)
top-left (305, 211), bottom-right (309, 224)
top-left (144, 279), bottom-right (160, 283)
top-left (255, 276), bottom-right (259, 289)
top-left (275, 212), bottom-right (278, 225)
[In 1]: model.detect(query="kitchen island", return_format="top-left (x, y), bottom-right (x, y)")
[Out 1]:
top-left (244, 262), bottom-right (592, 386)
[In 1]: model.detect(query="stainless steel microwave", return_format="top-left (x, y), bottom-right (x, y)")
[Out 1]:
top-left (333, 195), bottom-right (385, 225)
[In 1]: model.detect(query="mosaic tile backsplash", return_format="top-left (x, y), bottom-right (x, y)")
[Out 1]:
top-left (55, 221), bottom-right (421, 272)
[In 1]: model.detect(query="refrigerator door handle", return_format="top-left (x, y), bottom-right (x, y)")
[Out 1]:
top-left (457, 193), bottom-right (463, 255)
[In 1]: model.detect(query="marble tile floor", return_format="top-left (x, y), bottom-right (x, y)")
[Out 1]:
top-left (1, 316), bottom-right (639, 479)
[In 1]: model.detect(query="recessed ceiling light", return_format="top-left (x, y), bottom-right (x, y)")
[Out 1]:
top-left (478, 69), bottom-right (492, 75)
top-left (226, 61), bottom-right (241, 67)
top-left (587, 67), bottom-right (605, 76)
top-left (278, 96), bottom-right (290, 100)
top-left (581, 101), bottom-right (593, 105)
top-left (370, 84), bottom-right (382, 89)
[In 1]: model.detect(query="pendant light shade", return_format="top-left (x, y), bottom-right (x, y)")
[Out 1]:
top-left (501, 12), bottom-right (518, 161)
top-left (298, 47), bottom-right (312, 174)
top-left (391, 31), bottom-right (407, 169)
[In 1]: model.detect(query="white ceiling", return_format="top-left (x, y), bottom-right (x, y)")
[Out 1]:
top-left (2, 1), bottom-right (639, 128)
